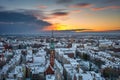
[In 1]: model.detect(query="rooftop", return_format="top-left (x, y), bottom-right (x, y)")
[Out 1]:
top-left (46, 75), bottom-right (55, 80)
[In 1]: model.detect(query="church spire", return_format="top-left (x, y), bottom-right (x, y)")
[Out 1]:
top-left (50, 30), bottom-right (55, 67)
top-left (50, 30), bottom-right (54, 50)
top-left (45, 30), bottom-right (55, 75)
top-left (52, 30), bottom-right (53, 38)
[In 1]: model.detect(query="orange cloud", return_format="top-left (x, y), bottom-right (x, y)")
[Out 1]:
top-left (42, 23), bottom-right (92, 32)
top-left (109, 6), bottom-right (120, 9)
top-left (71, 10), bottom-right (81, 13)
top-left (91, 7), bottom-right (106, 11)
top-left (42, 25), bottom-right (55, 31)
top-left (37, 5), bottom-right (47, 9)
top-left (91, 6), bottom-right (120, 11)
top-left (42, 24), bottom-right (92, 33)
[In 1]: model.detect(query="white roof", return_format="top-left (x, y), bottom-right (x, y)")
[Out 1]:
top-left (6, 79), bottom-right (16, 80)
top-left (17, 73), bottom-right (23, 77)
top-left (31, 66), bottom-right (45, 74)
top-left (69, 59), bottom-right (79, 67)
top-left (55, 59), bottom-right (63, 74)
top-left (37, 49), bottom-right (46, 56)
top-left (46, 75), bottom-right (55, 80)
top-left (0, 42), bottom-right (3, 46)
top-left (33, 56), bottom-right (45, 63)
top-left (81, 73), bottom-right (93, 80)
top-left (15, 66), bottom-right (22, 74)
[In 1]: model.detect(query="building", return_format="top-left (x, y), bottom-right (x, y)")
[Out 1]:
top-left (45, 31), bottom-right (55, 80)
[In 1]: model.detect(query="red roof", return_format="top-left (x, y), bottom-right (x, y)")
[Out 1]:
top-left (45, 65), bottom-right (54, 75)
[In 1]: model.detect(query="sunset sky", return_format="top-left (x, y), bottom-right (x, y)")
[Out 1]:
top-left (0, 0), bottom-right (120, 33)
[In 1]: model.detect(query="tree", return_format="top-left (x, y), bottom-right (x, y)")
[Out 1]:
top-left (102, 67), bottom-right (120, 80)
top-left (93, 58), bottom-right (105, 68)
top-left (82, 53), bottom-right (90, 61)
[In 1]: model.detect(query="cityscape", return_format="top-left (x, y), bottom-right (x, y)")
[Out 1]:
top-left (0, 0), bottom-right (120, 80)
top-left (0, 33), bottom-right (120, 80)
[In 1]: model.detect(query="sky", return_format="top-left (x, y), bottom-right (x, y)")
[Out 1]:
top-left (0, 0), bottom-right (120, 33)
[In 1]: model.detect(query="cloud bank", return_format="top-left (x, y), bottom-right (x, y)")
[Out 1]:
top-left (0, 11), bottom-right (51, 33)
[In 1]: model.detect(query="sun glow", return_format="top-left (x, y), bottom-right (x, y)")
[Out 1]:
top-left (42, 23), bottom-right (70, 31)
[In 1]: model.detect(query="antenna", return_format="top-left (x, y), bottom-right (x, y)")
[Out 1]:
top-left (52, 30), bottom-right (54, 38)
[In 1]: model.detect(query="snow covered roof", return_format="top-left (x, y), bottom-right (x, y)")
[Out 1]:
top-left (15, 66), bottom-right (22, 74)
top-left (55, 59), bottom-right (63, 74)
top-left (33, 56), bottom-right (45, 64)
top-left (80, 73), bottom-right (93, 80)
top-left (99, 39), bottom-right (113, 45)
top-left (6, 79), bottom-right (16, 80)
top-left (0, 54), bottom-right (21, 74)
top-left (69, 59), bottom-right (79, 67)
top-left (26, 54), bottom-right (33, 62)
top-left (27, 61), bottom-right (46, 74)
top-left (31, 66), bottom-right (45, 74)
top-left (64, 64), bottom-right (75, 73)
top-left (0, 42), bottom-right (3, 46)
top-left (36, 49), bottom-right (46, 56)
top-left (76, 71), bottom-right (103, 80)
top-left (46, 75), bottom-right (55, 80)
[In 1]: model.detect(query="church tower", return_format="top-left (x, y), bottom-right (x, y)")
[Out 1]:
top-left (50, 30), bottom-right (55, 67)
top-left (45, 30), bottom-right (55, 75)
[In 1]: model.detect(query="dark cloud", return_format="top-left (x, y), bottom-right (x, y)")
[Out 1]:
top-left (56, 29), bottom-right (92, 32)
top-left (0, 6), bottom-right (4, 9)
top-left (0, 11), bottom-right (51, 33)
top-left (69, 3), bottom-right (93, 8)
top-left (0, 11), bottom-right (51, 25)
top-left (0, 6), bottom-right (5, 11)
top-left (52, 9), bottom-right (67, 12)
top-left (99, 29), bottom-right (120, 33)
top-left (51, 12), bottom-right (69, 16)
top-left (14, 9), bottom-right (47, 19)
top-left (103, 0), bottom-right (120, 4)
top-left (56, 0), bottom-right (73, 4)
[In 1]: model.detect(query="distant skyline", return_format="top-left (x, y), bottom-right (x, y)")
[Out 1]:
top-left (0, 0), bottom-right (120, 33)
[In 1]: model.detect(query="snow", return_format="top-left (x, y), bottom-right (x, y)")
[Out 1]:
top-left (46, 75), bottom-right (55, 80)
top-left (6, 79), bottom-right (16, 80)
top-left (55, 59), bottom-right (63, 74)
top-left (37, 49), bottom-right (46, 56)
top-left (69, 59), bottom-right (79, 68)
top-left (31, 66), bottom-right (45, 74)
top-left (0, 54), bottom-right (21, 75)
top-left (81, 73), bottom-right (93, 80)
top-left (33, 56), bottom-right (45, 63)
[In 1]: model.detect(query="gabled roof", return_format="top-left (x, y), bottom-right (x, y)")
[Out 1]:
top-left (45, 64), bottom-right (54, 75)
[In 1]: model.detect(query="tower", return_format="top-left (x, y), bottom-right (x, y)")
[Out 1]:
top-left (45, 30), bottom-right (55, 75)
top-left (50, 30), bottom-right (55, 67)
